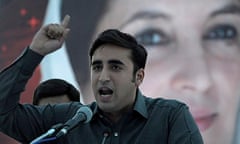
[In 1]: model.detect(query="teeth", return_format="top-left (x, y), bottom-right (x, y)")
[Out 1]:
top-left (100, 94), bottom-right (111, 97)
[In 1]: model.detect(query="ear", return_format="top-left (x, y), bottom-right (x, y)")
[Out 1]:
top-left (135, 68), bottom-right (144, 87)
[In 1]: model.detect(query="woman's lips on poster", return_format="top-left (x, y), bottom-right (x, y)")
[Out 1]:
top-left (191, 109), bottom-right (218, 131)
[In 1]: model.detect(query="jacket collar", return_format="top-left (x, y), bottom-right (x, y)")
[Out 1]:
top-left (133, 89), bottom-right (148, 119)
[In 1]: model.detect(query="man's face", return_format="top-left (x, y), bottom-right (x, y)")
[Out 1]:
top-left (90, 44), bottom-right (138, 113)
top-left (94, 0), bottom-right (240, 143)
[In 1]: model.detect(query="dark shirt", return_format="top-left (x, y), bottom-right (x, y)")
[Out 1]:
top-left (0, 48), bottom-right (203, 144)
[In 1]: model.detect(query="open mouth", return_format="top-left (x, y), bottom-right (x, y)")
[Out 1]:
top-left (98, 87), bottom-right (113, 96)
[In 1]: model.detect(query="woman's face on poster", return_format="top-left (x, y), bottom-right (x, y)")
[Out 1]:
top-left (94, 0), bottom-right (240, 143)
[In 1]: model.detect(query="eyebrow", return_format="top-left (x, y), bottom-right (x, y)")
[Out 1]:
top-left (91, 60), bottom-right (124, 66)
top-left (120, 10), bottom-right (170, 28)
top-left (108, 60), bottom-right (124, 65)
top-left (211, 4), bottom-right (240, 17)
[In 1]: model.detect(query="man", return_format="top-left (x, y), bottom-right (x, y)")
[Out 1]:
top-left (0, 15), bottom-right (203, 143)
top-left (33, 79), bottom-right (80, 105)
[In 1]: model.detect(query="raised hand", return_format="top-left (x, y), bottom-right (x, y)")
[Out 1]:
top-left (29, 15), bottom-right (71, 55)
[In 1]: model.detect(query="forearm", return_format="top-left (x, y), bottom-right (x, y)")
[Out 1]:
top-left (0, 48), bottom-right (44, 142)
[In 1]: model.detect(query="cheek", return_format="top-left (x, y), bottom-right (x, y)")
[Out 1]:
top-left (140, 58), bottom-right (177, 97)
top-left (213, 60), bottom-right (240, 103)
top-left (90, 74), bottom-right (98, 88)
top-left (213, 59), bottom-right (240, 92)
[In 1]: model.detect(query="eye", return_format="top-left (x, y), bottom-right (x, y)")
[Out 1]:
top-left (111, 65), bottom-right (122, 71)
top-left (135, 28), bottom-right (169, 46)
top-left (92, 64), bottom-right (102, 72)
top-left (203, 24), bottom-right (237, 40)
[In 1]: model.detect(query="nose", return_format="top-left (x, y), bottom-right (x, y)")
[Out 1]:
top-left (98, 68), bottom-right (110, 84)
top-left (171, 44), bottom-right (213, 94)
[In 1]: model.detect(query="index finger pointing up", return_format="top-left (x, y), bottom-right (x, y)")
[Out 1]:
top-left (61, 15), bottom-right (71, 28)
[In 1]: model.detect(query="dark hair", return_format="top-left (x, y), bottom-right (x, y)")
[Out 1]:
top-left (89, 29), bottom-right (148, 74)
top-left (33, 79), bottom-right (80, 105)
